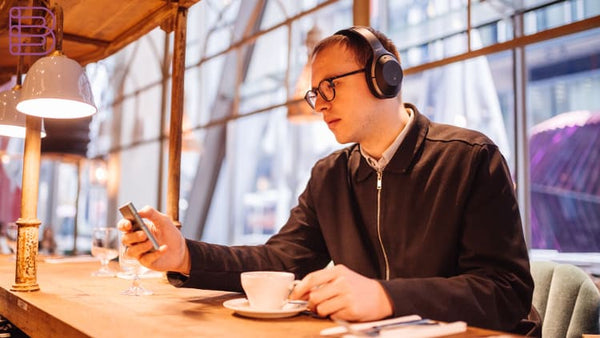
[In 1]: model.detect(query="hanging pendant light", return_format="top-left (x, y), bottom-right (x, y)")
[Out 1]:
top-left (0, 86), bottom-right (46, 138)
top-left (15, 4), bottom-right (97, 119)
top-left (0, 85), bottom-right (28, 138)
top-left (1, 53), bottom-right (46, 138)
top-left (16, 51), bottom-right (97, 119)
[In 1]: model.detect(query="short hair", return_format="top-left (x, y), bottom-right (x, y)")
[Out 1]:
top-left (311, 27), bottom-right (401, 68)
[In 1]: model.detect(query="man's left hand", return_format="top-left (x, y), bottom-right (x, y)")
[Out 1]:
top-left (289, 264), bottom-right (393, 321)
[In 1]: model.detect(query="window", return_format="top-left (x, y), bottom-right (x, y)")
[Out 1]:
top-left (527, 29), bottom-right (600, 252)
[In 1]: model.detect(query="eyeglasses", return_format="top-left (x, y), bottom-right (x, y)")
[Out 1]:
top-left (304, 68), bottom-right (365, 109)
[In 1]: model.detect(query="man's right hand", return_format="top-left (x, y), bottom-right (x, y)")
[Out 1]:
top-left (117, 206), bottom-right (190, 274)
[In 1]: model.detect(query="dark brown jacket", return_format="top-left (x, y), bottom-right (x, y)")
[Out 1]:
top-left (170, 103), bottom-right (534, 333)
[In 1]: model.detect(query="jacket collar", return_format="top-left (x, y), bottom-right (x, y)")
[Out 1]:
top-left (350, 103), bottom-right (430, 182)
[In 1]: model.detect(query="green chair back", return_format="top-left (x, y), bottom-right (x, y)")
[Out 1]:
top-left (531, 261), bottom-right (600, 338)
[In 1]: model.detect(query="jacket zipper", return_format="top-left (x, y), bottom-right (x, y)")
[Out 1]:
top-left (376, 170), bottom-right (390, 280)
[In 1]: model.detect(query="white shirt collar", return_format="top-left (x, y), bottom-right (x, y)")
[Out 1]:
top-left (360, 107), bottom-right (414, 171)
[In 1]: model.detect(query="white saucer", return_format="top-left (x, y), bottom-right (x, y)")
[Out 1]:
top-left (223, 298), bottom-right (307, 319)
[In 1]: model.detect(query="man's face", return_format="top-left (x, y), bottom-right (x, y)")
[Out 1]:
top-left (311, 44), bottom-right (380, 144)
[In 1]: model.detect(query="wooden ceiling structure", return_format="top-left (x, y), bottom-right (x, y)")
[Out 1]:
top-left (0, 0), bottom-right (199, 84)
top-left (0, 0), bottom-right (200, 292)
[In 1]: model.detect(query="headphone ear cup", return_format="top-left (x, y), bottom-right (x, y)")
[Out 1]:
top-left (373, 54), bottom-right (403, 98)
top-left (334, 26), bottom-right (403, 99)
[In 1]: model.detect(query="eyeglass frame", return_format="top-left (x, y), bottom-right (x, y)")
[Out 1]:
top-left (304, 68), bottom-right (365, 109)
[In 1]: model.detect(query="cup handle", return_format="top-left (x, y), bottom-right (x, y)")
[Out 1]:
top-left (288, 280), bottom-right (301, 297)
top-left (287, 280), bottom-right (308, 306)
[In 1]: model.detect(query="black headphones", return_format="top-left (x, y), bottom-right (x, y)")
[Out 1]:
top-left (334, 26), bottom-right (403, 99)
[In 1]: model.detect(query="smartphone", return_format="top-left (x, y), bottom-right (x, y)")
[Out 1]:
top-left (118, 202), bottom-right (160, 251)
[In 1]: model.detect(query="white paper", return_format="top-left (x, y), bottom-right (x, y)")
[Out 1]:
top-left (376, 321), bottom-right (467, 338)
top-left (320, 315), bottom-right (422, 336)
top-left (320, 316), bottom-right (467, 338)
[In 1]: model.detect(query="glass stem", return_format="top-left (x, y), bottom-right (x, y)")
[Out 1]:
top-left (132, 272), bottom-right (141, 287)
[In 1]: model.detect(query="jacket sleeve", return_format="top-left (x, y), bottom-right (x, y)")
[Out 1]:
top-left (379, 144), bottom-right (533, 332)
top-left (168, 173), bottom-right (331, 292)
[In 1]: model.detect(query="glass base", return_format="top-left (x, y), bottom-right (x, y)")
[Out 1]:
top-left (91, 266), bottom-right (116, 277)
top-left (121, 285), bottom-right (153, 296)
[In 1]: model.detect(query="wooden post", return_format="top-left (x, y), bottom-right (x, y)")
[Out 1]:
top-left (167, 6), bottom-right (188, 229)
top-left (72, 158), bottom-right (82, 255)
top-left (353, 0), bottom-right (370, 26)
top-left (12, 115), bottom-right (42, 292)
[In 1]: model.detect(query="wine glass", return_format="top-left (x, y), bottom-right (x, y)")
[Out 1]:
top-left (119, 240), bottom-right (153, 296)
top-left (91, 227), bottom-right (119, 277)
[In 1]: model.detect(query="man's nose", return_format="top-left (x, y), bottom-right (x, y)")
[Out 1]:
top-left (314, 95), bottom-right (330, 112)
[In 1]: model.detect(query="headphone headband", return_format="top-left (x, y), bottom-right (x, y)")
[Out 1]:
top-left (334, 26), bottom-right (403, 99)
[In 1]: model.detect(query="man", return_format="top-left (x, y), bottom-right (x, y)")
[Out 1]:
top-left (120, 26), bottom-right (536, 333)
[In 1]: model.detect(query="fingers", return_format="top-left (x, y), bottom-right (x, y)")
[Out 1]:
top-left (118, 206), bottom-right (156, 233)
top-left (137, 245), bottom-right (168, 266)
top-left (138, 206), bottom-right (166, 227)
top-left (120, 227), bottom-right (149, 246)
top-left (119, 205), bottom-right (158, 246)
top-left (291, 265), bottom-right (375, 320)
top-left (309, 273), bottom-right (349, 304)
top-left (291, 266), bottom-right (337, 299)
top-left (290, 265), bottom-right (340, 316)
top-left (123, 237), bottom-right (154, 258)
top-left (117, 218), bottom-right (131, 232)
top-left (314, 295), bottom-right (348, 319)
top-left (117, 205), bottom-right (185, 272)
top-left (307, 273), bottom-right (353, 317)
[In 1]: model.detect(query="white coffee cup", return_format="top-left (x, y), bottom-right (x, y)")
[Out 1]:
top-left (241, 271), bottom-right (296, 310)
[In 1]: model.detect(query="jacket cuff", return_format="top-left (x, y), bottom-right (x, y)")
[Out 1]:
top-left (167, 271), bottom-right (190, 287)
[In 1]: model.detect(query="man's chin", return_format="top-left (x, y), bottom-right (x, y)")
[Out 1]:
top-left (332, 134), bottom-right (353, 145)
top-left (332, 134), bottom-right (345, 144)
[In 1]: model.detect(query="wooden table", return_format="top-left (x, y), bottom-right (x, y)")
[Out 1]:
top-left (0, 256), bottom-right (522, 337)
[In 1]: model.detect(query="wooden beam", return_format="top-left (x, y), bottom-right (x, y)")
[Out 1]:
top-left (353, 0), bottom-right (370, 26)
top-left (76, 3), bottom-right (178, 66)
top-left (178, 0), bottom-right (201, 9)
top-left (62, 32), bottom-right (110, 48)
top-left (167, 5), bottom-right (188, 228)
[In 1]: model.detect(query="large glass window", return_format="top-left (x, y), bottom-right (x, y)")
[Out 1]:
top-left (404, 52), bottom-right (514, 167)
top-left (196, 1), bottom-right (351, 245)
top-left (386, 0), bottom-right (600, 258)
top-left (527, 28), bottom-right (600, 252)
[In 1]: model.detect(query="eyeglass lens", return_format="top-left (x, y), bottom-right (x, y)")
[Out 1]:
top-left (305, 91), bottom-right (317, 109)
top-left (304, 69), bottom-right (364, 109)
top-left (304, 80), bottom-right (335, 109)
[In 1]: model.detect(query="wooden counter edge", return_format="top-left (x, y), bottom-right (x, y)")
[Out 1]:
top-left (0, 286), bottom-right (88, 337)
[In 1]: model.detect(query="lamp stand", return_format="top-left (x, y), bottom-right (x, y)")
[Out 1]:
top-left (11, 115), bottom-right (42, 292)
top-left (11, 219), bottom-right (41, 292)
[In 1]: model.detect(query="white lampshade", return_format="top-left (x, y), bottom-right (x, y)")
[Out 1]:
top-left (16, 52), bottom-right (97, 119)
top-left (0, 87), bottom-right (46, 138)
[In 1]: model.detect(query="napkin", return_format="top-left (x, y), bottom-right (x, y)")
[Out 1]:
top-left (373, 321), bottom-right (466, 338)
top-left (320, 315), bottom-right (467, 338)
top-left (321, 315), bottom-right (421, 335)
